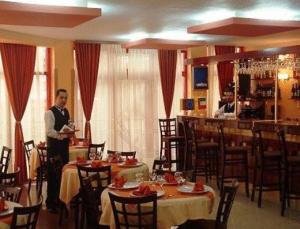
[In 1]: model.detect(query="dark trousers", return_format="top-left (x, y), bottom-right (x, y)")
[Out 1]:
top-left (46, 140), bottom-right (69, 208)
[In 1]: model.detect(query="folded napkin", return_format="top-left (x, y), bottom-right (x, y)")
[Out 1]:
top-left (132, 183), bottom-right (157, 196)
top-left (113, 176), bottom-right (127, 188)
top-left (91, 160), bottom-right (103, 168)
top-left (193, 181), bottom-right (204, 192)
top-left (108, 155), bottom-right (119, 163)
top-left (164, 173), bottom-right (177, 184)
top-left (37, 141), bottom-right (46, 148)
top-left (125, 158), bottom-right (138, 165)
top-left (76, 156), bottom-right (87, 164)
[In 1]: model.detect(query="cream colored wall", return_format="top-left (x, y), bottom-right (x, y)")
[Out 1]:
top-left (0, 29), bottom-right (75, 116)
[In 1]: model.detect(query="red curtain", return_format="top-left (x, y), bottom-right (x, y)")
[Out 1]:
top-left (215, 46), bottom-right (236, 96)
top-left (0, 43), bottom-right (36, 184)
top-left (75, 42), bottom-right (101, 142)
top-left (158, 50), bottom-right (177, 118)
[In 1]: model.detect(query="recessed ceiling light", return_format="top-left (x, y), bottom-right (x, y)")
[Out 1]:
top-left (192, 9), bottom-right (236, 23)
top-left (153, 30), bottom-right (203, 41)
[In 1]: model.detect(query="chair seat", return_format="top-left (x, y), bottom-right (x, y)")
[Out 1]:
top-left (162, 136), bottom-right (185, 142)
top-left (181, 219), bottom-right (226, 229)
top-left (197, 142), bottom-right (219, 149)
top-left (288, 155), bottom-right (300, 163)
top-left (225, 146), bottom-right (248, 154)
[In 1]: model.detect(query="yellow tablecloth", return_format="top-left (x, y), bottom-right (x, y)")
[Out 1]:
top-left (29, 146), bottom-right (89, 179)
top-left (59, 162), bottom-right (150, 204)
top-left (100, 184), bottom-right (215, 229)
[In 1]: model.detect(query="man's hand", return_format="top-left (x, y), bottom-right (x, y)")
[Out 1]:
top-left (58, 133), bottom-right (68, 140)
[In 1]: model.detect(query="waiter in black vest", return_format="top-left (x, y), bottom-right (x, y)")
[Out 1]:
top-left (45, 89), bottom-right (71, 213)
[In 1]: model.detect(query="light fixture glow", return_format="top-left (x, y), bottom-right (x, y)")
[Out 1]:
top-left (278, 73), bottom-right (289, 80)
top-left (153, 30), bottom-right (203, 41)
top-left (192, 9), bottom-right (236, 23)
top-left (119, 32), bottom-right (149, 41)
top-left (242, 7), bottom-right (300, 21)
top-left (1, 0), bottom-right (87, 7)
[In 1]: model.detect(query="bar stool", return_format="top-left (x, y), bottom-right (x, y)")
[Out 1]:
top-left (185, 121), bottom-right (219, 185)
top-left (251, 127), bottom-right (282, 208)
top-left (218, 125), bottom-right (249, 196)
top-left (277, 127), bottom-right (300, 216)
top-left (159, 118), bottom-right (185, 171)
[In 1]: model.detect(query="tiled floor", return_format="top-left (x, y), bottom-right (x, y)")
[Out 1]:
top-left (21, 182), bottom-right (300, 229)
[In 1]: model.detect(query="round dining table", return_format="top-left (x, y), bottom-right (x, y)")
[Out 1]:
top-left (29, 145), bottom-right (89, 180)
top-left (100, 183), bottom-right (215, 229)
top-left (0, 201), bottom-right (23, 229)
top-left (59, 161), bottom-right (150, 204)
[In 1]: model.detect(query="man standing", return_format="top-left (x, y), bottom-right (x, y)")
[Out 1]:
top-left (45, 89), bottom-right (71, 212)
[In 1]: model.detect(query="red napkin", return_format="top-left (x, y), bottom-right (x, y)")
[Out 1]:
top-left (76, 156), bottom-right (87, 164)
top-left (164, 173), bottom-right (177, 184)
top-left (91, 160), bottom-right (103, 168)
top-left (113, 176), bottom-right (127, 188)
top-left (37, 141), bottom-right (46, 148)
top-left (193, 181), bottom-right (204, 192)
top-left (125, 158), bottom-right (138, 165)
top-left (109, 155), bottom-right (119, 163)
top-left (132, 183), bottom-right (157, 196)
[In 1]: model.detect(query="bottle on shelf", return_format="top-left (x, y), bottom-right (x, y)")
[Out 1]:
top-left (292, 83), bottom-right (296, 98)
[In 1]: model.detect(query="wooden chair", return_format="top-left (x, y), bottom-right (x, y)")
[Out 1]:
top-left (218, 125), bottom-right (249, 196)
top-left (277, 128), bottom-right (300, 216)
top-left (159, 118), bottom-right (185, 170)
top-left (0, 185), bottom-right (22, 203)
top-left (187, 121), bottom-right (219, 185)
top-left (108, 192), bottom-right (157, 229)
top-left (77, 165), bottom-right (111, 228)
top-left (23, 140), bottom-right (35, 194)
top-left (251, 127), bottom-right (282, 208)
top-left (37, 146), bottom-right (47, 198)
top-left (180, 181), bottom-right (239, 229)
top-left (107, 150), bottom-right (136, 160)
top-left (88, 143), bottom-right (105, 160)
top-left (10, 197), bottom-right (43, 229)
top-left (0, 167), bottom-right (20, 186)
top-left (0, 146), bottom-right (11, 173)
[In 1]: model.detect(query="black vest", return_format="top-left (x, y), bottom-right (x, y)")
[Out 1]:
top-left (47, 106), bottom-right (70, 154)
top-left (224, 103), bottom-right (235, 113)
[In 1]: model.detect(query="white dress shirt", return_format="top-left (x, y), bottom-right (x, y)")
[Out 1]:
top-left (214, 102), bottom-right (235, 118)
top-left (44, 108), bottom-right (68, 140)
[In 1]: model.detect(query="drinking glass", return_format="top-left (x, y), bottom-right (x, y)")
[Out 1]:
top-left (174, 172), bottom-right (183, 184)
top-left (135, 173), bottom-right (144, 183)
top-left (150, 170), bottom-right (157, 182)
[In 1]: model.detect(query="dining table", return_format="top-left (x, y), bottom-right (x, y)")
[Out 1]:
top-left (100, 182), bottom-right (215, 229)
top-left (29, 145), bottom-right (89, 180)
top-left (0, 201), bottom-right (23, 229)
top-left (59, 161), bottom-right (150, 204)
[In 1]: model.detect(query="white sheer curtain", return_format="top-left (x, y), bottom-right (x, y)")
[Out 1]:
top-left (207, 46), bottom-right (220, 117)
top-left (0, 47), bottom-right (47, 167)
top-left (75, 44), bottom-right (183, 165)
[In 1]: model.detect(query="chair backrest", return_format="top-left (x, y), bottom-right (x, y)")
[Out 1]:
top-left (37, 147), bottom-right (47, 168)
top-left (120, 151), bottom-right (136, 159)
top-left (77, 165), bottom-right (111, 191)
top-left (0, 146), bottom-right (11, 173)
top-left (79, 175), bottom-right (102, 227)
top-left (0, 168), bottom-right (20, 186)
top-left (159, 118), bottom-right (177, 137)
top-left (217, 124), bottom-right (225, 154)
top-left (24, 140), bottom-right (35, 163)
top-left (0, 185), bottom-right (22, 203)
top-left (88, 142), bottom-right (105, 160)
top-left (215, 181), bottom-right (239, 228)
top-left (251, 127), bottom-right (265, 158)
top-left (109, 192), bottom-right (157, 229)
top-left (10, 197), bottom-right (43, 229)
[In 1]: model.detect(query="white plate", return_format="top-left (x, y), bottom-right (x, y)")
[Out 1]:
top-left (117, 162), bottom-right (143, 168)
top-left (130, 190), bottom-right (165, 198)
top-left (108, 181), bottom-right (140, 190)
top-left (177, 184), bottom-right (210, 195)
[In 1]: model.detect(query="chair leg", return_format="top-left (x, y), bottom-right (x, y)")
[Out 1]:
top-left (28, 179), bottom-right (32, 194)
top-left (215, 151), bottom-right (220, 190)
top-left (258, 167), bottom-right (264, 208)
top-left (251, 163), bottom-right (257, 202)
top-left (220, 162), bottom-right (225, 196)
top-left (244, 154), bottom-right (249, 197)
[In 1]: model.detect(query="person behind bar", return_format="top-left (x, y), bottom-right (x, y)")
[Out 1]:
top-left (45, 89), bottom-right (72, 213)
top-left (214, 93), bottom-right (235, 118)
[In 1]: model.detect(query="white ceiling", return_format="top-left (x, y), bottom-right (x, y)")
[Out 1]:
top-left (1, 0), bottom-right (300, 45)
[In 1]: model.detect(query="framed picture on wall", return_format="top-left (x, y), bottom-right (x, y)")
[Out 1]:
top-left (193, 66), bottom-right (208, 89)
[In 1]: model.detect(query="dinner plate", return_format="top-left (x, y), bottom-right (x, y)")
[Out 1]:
top-left (177, 184), bottom-right (210, 195)
top-left (117, 162), bottom-right (143, 168)
top-left (130, 190), bottom-right (165, 198)
top-left (108, 181), bottom-right (140, 190)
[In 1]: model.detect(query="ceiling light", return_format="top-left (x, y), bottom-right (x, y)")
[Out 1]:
top-left (242, 7), bottom-right (300, 21)
top-left (119, 32), bottom-right (149, 41)
top-left (192, 9), bottom-right (236, 23)
top-left (153, 30), bottom-right (204, 41)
